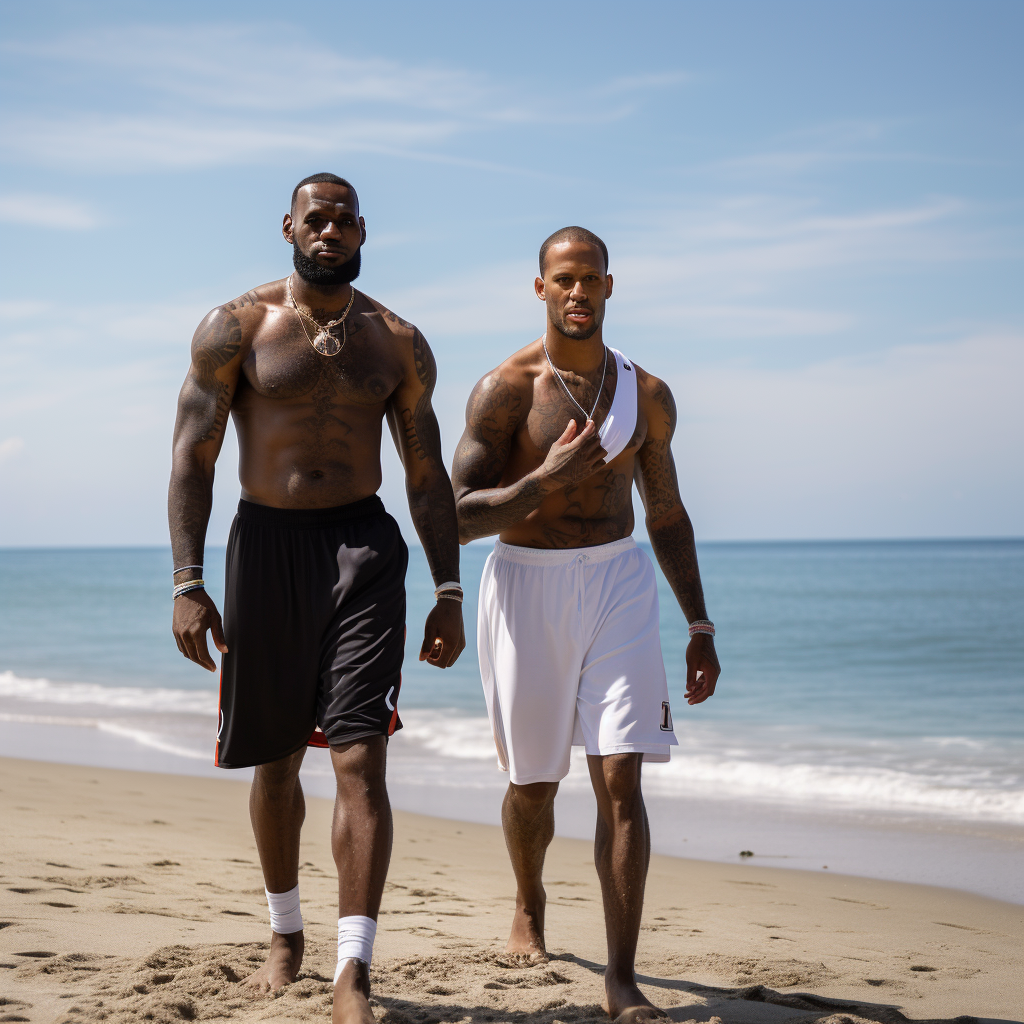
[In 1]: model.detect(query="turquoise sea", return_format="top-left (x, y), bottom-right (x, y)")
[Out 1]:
top-left (1, 538), bottom-right (1021, 829)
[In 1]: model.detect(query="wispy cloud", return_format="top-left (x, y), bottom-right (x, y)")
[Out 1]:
top-left (606, 196), bottom-right (975, 337)
top-left (672, 332), bottom-right (1024, 538)
top-left (3, 114), bottom-right (462, 171)
top-left (0, 193), bottom-right (100, 229)
top-left (708, 119), bottom-right (998, 178)
top-left (2, 23), bottom-right (688, 170)
top-left (8, 26), bottom-right (488, 114)
top-left (0, 437), bottom-right (25, 464)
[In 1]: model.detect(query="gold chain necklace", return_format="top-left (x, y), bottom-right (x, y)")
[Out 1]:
top-left (286, 277), bottom-right (357, 356)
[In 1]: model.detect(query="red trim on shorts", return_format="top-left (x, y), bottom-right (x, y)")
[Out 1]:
top-left (387, 673), bottom-right (402, 736)
top-left (307, 728), bottom-right (330, 748)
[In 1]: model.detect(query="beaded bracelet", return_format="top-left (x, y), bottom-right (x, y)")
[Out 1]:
top-left (436, 591), bottom-right (464, 603)
top-left (688, 620), bottom-right (715, 637)
top-left (173, 579), bottom-right (206, 600)
top-left (434, 581), bottom-right (463, 598)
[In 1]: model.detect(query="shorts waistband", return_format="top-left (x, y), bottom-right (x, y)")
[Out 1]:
top-left (492, 536), bottom-right (636, 566)
top-left (236, 495), bottom-right (386, 528)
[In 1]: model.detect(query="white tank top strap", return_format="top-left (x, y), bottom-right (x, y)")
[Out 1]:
top-left (597, 347), bottom-right (638, 463)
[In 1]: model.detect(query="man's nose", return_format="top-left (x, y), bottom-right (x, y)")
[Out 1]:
top-left (320, 220), bottom-right (343, 240)
top-left (569, 280), bottom-right (587, 300)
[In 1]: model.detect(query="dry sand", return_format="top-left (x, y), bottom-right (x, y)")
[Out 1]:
top-left (1, 756), bottom-right (1021, 1024)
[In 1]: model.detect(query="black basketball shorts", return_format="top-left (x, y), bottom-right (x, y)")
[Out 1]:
top-left (215, 496), bottom-right (408, 769)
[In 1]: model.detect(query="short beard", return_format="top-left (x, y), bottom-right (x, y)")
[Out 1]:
top-left (292, 243), bottom-right (361, 288)
top-left (550, 303), bottom-right (603, 341)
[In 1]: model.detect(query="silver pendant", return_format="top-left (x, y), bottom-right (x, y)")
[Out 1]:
top-left (313, 329), bottom-right (342, 356)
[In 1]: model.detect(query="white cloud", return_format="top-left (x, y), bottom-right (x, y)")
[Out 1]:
top-left (670, 332), bottom-right (1024, 539)
top-left (0, 437), bottom-right (25, 463)
top-left (0, 300), bottom-right (47, 319)
top-left (620, 197), bottom-right (967, 284)
top-left (388, 261), bottom-right (539, 337)
top-left (636, 304), bottom-right (851, 337)
top-left (2, 23), bottom-right (689, 170)
top-left (0, 193), bottom-right (100, 229)
top-left (596, 196), bottom-right (980, 338)
top-left (11, 26), bottom-right (488, 115)
top-left (3, 114), bottom-right (462, 172)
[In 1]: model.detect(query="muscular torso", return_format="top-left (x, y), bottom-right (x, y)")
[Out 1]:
top-left (225, 282), bottom-right (409, 508)
top-left (499, 346), bottom-right (648, 548)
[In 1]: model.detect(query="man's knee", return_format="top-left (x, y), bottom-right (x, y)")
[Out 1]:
top-left (508, 780), bottom-right (558, 814)
top-left (254, 748), bottom-right (305, 790)
top-left (596, 755), bottom-right (643, 808)
top-left (330, 736), bottom-right (387, 794)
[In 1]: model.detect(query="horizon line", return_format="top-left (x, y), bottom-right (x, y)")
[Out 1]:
top-left (1, 535), bottom-right (1022, 553)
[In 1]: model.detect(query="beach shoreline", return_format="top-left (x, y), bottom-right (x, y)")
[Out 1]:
top-left (2, 755), bottom-right (1022, 1023)
top-left (3, 716), bottom-right (1023, 908)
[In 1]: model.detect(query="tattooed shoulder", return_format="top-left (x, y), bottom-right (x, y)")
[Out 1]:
top-left (411, 329), bottom-right (436, 389)
top-left (467, 371), bottom-right (527, 435)
top-left (367, 296), bottom-right (416, 332)
top-left (191, 307), bottom-right (243, 390)
top-left (634, 366), bottom-right (676, 436)
top-left (222, 289), bottom-right (261, 313)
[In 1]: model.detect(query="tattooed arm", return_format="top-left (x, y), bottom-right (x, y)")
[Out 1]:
top-left (386, 327), bottom-right (465, 668)
top-left (168, 306), bottom-right (245, 671)
top-left (634, 369), bottom-right (720, 704)
top-left (452, 370), bottom-right (607, 542)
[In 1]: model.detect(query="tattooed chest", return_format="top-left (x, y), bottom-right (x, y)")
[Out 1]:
top-left (522, 360), bottom-right (631, 454)
top-left (242, 322), bottom-right (400, 404)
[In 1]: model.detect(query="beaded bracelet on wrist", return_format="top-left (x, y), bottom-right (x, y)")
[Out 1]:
top-left (436, 591), bottom-right (464, 603)
top-left (688, 619), bottom-right (715, 637)
top-left (434, 581), bottom-right (463, 597)
top-left (173, 580), bottom-right (206, 599)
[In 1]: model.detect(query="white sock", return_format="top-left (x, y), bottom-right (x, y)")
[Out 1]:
top-left (334, 915), bottom-right (377, 984)
top-left (265, 883), bottom-right (303, 935)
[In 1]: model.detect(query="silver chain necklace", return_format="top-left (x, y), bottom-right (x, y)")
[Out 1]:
top-left (542, 339), bottom-right (608, 420)
top-left (286, 277), bottom-right (356, 357)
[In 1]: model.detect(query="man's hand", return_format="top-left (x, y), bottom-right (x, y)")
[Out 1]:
top-left (684, 633), bottom-right (720, 705)
top-left (172, 590), bottom-right (228, 672)
top-left (419, 598), bottom-right (466, 668)
top-left (537, 418), bottom-right (607, 489)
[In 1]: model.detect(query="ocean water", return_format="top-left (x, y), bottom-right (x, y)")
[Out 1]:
top-left (1, 539), bottom-right (1021, 833)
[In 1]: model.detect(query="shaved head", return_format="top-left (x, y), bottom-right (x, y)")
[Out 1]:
top-left (539, 226), bottom-right (608, 276)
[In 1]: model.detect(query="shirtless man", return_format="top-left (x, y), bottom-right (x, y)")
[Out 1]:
top-left (169, 173), bottom-right (464, 1024)
top-left (452, 227), bottom-right (720, 1022)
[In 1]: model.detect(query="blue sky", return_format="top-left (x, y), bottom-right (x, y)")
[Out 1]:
top-left (1, 0), bottom-right (1021, 545)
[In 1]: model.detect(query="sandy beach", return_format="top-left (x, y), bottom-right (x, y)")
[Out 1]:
top-left (2, 756), bottom-right (1021, 1024)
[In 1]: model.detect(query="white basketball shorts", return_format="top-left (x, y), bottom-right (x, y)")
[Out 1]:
top-left (477, 536), bottom-right (678, 785)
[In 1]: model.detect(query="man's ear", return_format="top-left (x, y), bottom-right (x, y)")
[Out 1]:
top-left (282, 213), bottom-right (294, 243)
top-left (535, 276), bottom-right (546, 300)
top-left (605, 273), bottom-right (614, 299)
top-left (359, 216), bottom-right (366, 246)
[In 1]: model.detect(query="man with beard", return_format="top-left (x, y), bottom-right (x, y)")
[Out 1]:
top-left (452, 227), bottom-right (720, 1023)
top-left (169, 173), bottom-right (464, 1024)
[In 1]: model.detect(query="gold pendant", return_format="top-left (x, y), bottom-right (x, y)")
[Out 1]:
top-left (313, 329), bottom-right (342, 356)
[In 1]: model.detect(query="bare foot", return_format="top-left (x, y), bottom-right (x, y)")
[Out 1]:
top-left (603, 971), bottom-right (668, 1022)
top-left (244, 930), bottom-right (304, 993)
top-left (333, 958), bottom-right (375, 1023)
top-left (503, 899), bottom-right (548, 965)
